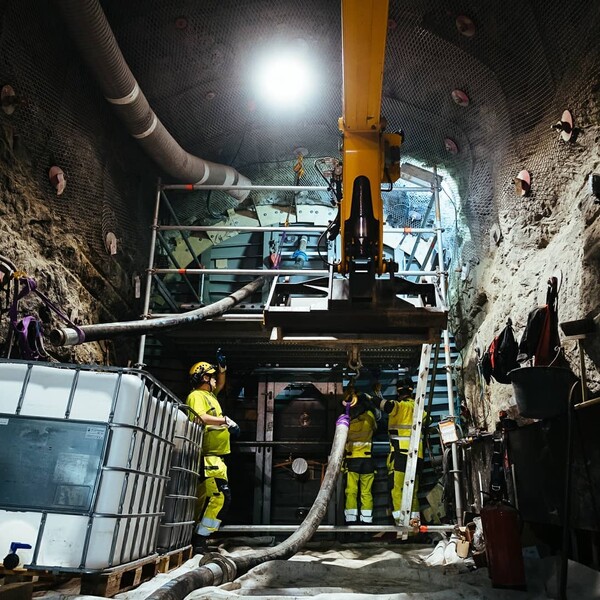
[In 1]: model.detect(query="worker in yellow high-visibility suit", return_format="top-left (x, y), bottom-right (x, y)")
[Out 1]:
top-left (186, 349), bottom-right (239, 554)
top-left (380, 378), bottom-right (426, 527)
top-left (342, 385), bottom-right (379, 525)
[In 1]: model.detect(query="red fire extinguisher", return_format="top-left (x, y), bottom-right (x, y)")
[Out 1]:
top-left (481, 500), bottom-right (526, 590)
top-left (480, 435), bottom-right (526, 590)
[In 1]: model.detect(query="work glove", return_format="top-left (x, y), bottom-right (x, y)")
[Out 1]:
top-left (224, 415), bottom-right (240, 439)
top-left (223, 415), bottom-right (238, 429)
top-left (216, 347), bottom-right (227, 372)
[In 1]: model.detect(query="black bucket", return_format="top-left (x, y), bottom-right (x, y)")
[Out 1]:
top-left (509, 366), bottom-right (578, 419)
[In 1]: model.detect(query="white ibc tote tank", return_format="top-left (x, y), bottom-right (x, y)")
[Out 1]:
top-left (0, 359), bottom-right (180, 570)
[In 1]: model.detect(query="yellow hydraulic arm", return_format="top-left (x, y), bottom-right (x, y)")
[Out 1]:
top-left (338, 0), bottom-right (401, 296)
top-left (262, 0), bottom-right (446, 345)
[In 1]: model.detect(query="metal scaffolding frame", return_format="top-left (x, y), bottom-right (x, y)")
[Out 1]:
top-left (138, 174), bottom-right (463, 529)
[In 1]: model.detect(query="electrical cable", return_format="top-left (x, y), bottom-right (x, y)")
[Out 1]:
top-left (316, 219), bottom-right (339, 268)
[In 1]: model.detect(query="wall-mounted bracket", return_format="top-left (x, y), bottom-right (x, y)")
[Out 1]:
top-left (551, 110), bottom-right (574, 142)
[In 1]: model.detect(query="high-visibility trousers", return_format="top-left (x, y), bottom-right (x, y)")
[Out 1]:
top-left (388, 451), bottom-right (421, 524)
top-left (195, 455), bottom-right (231, 537)
top-left (344, 457), bottom-right (375, 524)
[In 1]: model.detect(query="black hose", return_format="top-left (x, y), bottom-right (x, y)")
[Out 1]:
top-left (145, 565), bottom-right (222, 600)
top-left (559, 380), bottom-right (580, 600)
top-left (50, 277), bottom-right (265, 346)
top-left (230, 416), bottom-right (349, 574)
top-left (145, 416), bottom-right (350, 600)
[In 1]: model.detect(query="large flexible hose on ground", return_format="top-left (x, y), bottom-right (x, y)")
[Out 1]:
top-left (49, 276), bottom-right (266, 346)
top-left (144, 413), bottom-right (350, 600)
top-left (55, 0), bottom-right (250, 201)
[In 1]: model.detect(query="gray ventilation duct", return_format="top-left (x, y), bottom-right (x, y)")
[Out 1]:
top-left (55, 0), bottom-right (250, 202)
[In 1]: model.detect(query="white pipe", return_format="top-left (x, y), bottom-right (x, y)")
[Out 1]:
top-left (157, 225), bottom-right (438, 234)
top-left (433, 165), bottom-right (463, 527)
top-left (163, 184), bottom-right (432, 193)
top-left (153, 268), bottom-right (440, 277)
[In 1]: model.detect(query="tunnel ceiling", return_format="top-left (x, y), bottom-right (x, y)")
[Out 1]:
top-left (1, 0), bottom-right (598, 373)
top-left (100, 0), bottom-right (597, 372)
top-left (102, 0), bottom-right (598, 241)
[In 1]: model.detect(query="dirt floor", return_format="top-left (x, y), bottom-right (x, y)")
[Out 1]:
top-left (35, 542), bottom-right (600, 600)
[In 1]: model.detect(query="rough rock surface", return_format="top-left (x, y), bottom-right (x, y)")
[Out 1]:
top-left (449, 47), bottom-right (600, 429)
top-left (0, 136), bottom-right (138, 365)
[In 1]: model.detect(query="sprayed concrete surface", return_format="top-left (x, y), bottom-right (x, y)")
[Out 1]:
top-left (36, 542), bottom-right (600, 600)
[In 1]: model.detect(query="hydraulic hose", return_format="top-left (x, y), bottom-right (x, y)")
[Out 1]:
top-left (55, 0), bottom-right (250, 201)
top-left (49, 276), bottom-right (265, 346)
top-left (144, 414), bottom-right (350, 600)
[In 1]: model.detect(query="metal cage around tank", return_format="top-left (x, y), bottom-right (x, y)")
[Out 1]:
top-left (0, 359), bottom-right (186, 571)
top-left (156, 404), bottom-right (204, 552)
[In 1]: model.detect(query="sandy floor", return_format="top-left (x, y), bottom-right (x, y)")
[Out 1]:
top-left (36, 541), bottom-right (600, 600)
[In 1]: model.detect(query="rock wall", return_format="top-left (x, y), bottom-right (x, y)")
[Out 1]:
top-left (0, 136), bottom-right (144, 366)
top-left (451, 48), bottom-right (600, 431)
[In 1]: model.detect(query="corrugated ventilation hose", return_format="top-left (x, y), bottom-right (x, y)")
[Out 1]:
top-left (50, 277), bottom-right (266, 346)
top-left (55, 0), bottom-right (250, 201)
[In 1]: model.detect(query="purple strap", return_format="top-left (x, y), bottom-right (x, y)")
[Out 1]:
top-left (336, 413), bottom-right (350, 428)
top-left (9, 276), bottom-right (85, 360)
top-left (13, 315), bottom-right (45, 360)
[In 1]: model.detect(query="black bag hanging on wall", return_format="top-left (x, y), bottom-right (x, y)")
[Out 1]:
top-left (517, 277), bottom-right (560, 366)
top-left (481, 319), bottom-right (520, 384)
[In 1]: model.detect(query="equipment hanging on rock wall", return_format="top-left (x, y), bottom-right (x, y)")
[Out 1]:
top-left (480, 318), bottom-right (519, 385)
top-left (6, 272), bottom-right (84, 360)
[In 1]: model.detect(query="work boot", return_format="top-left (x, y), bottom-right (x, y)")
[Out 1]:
top-left (191, 534), bottom-right (209, 555)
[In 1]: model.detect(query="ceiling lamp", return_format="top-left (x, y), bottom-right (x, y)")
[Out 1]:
top-left (255, 51), bottom-right (313, 108)
top-left (451, 89), bottom-right (470, 107)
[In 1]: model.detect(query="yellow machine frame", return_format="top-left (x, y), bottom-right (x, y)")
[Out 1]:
top-left (339, 0), bottom-right (401, 278)
top-left (262, 0), bottom-right (446, 346)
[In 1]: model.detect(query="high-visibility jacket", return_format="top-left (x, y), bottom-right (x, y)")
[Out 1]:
top-left (186, 389), bottom-right (230, 456)
top-left (345, 409), bottom-right (377, 459)
top-left (383, 398), bottom-right (425, 459)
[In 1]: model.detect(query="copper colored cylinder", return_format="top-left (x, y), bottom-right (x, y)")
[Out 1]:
top-left (480, 501), bottom-right (526, 590)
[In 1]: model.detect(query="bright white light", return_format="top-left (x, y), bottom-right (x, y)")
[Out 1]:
top-left (256, 53), bottom-right (312, 107)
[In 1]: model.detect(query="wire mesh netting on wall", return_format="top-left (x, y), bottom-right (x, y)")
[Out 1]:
top-left (386, 0), bottom-right (600, 265)
top-left (0, 0), bottom-right (155, 307)
top-left (2, 0), bottom-right (600, 285)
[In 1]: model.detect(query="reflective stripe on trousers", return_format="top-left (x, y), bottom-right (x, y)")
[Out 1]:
top-left (390, 470), bottom-right (420, 523)
top-left (195, 476), bottom-right (231, 536)
top-left (344, 470), bottom-right (375, 522)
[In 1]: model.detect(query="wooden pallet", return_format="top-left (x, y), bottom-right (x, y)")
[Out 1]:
top-left (0, 566), bottom-right (69, 588)
top-left (1, 546), bottom-right (193, 598)
top-left (79, 554), bottom-right (161, 598)
top-left (0, 582), bottom-right (33, 600)
top-left (157, 545), bottom-right (193, 573)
